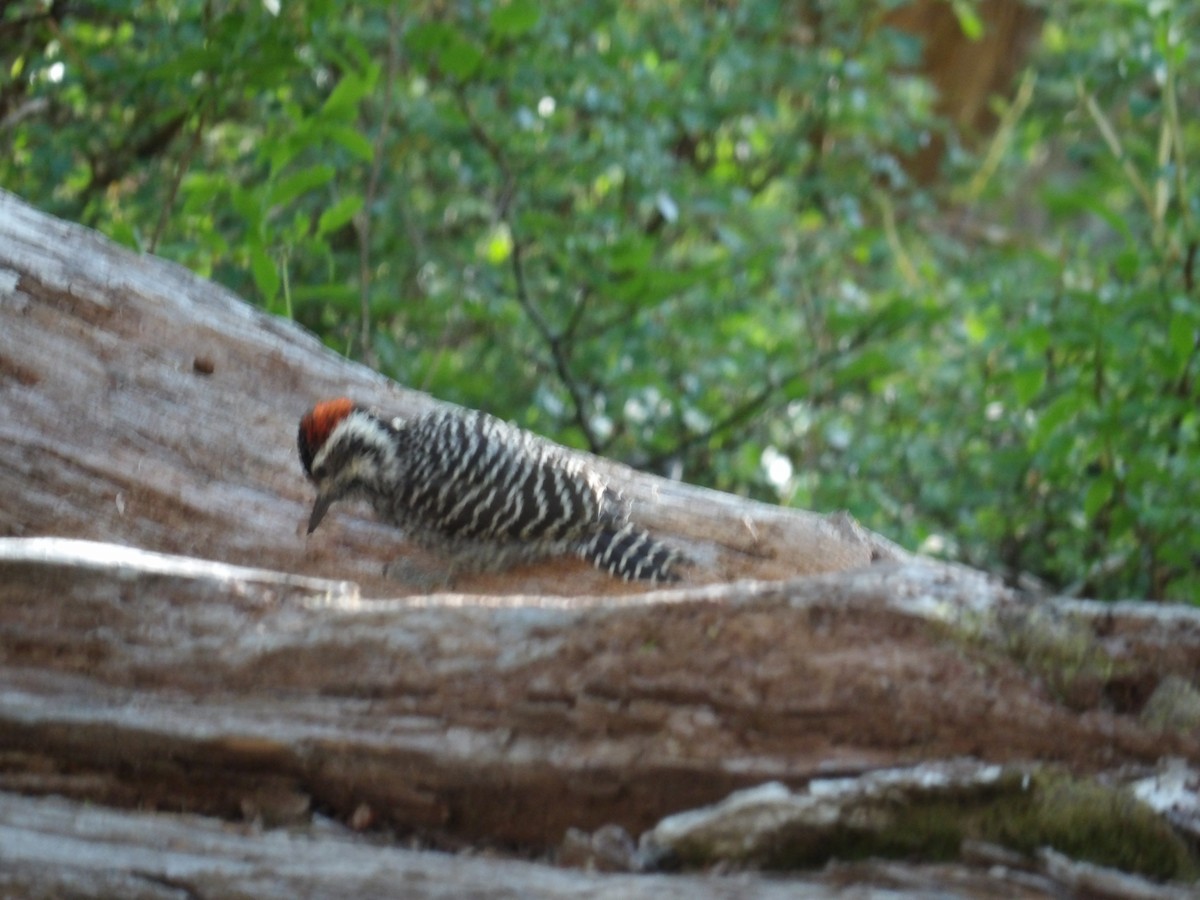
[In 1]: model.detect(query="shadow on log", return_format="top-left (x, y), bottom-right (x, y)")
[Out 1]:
top-left (1, 190), bottom-right (1198, 896)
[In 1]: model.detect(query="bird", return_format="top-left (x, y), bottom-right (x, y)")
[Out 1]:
top-left (297, 398), bottom-right (683, 584)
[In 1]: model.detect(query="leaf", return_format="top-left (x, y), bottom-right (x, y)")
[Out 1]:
top-left (1029, 391), bottom-right (1079, 453)
top-left (1022, 324), bottom-right (1052, 355)
top-left (1083, 474), bottom-right (1114, 520)
top-left (322, 71), bottom-right (372, 118)
top-left (482, 223), bottom-right (513, 264)
top-left (290, 282), bottom-right (359, 310)
top-left (1169, 315), bottom-right (1196, 370)
top-left (180, 171), bottom-right (228, 210)
top-left (963, 312), bottom-right (989, 345)
top-left (266, 111), bottom-right (311, 174)
top-left (491, 0), bottom-right (540, 38)
top-left (1112, 246), bottom-right (1141, 280)
top-left (249, 243), bottom-right (280, 301)
top-left (317, 194), bottom-right (363, 237)
top-left (268, 164), bottom-right (335, 208)
top-left (1013, 365), bottom-right (1046, 408)
top-left (441, 31), bottom-right (484, 80)
top-left (321, 123), bottom-right (375, 162)
top-left (835, 347), bottom-right (893, 386)
top-left (608, 236), bottom-right (654, 272)
top-left (405, 21), bottom-right (452, 53)
top-left (230, 186), bottom-right (263, 235)
top-left (1040, 187), bottom-right (1134, 241)
top-left (950, 0), bottom-right (984, 40)
top-left (404, 22), bottom-right (483, 80)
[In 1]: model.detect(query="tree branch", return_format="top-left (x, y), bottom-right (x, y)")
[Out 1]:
top-left (454, 87), bottom-right (601, 452)
top-left (149, 106), bottom-right (206, 254)
top-left (643, 312), bottom-right (902, 471)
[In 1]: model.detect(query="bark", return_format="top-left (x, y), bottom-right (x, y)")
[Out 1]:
top-left (1, 189), bottom-right (1198, 896)
top-left (884, 0), bottom-right (1043, 182)
top-left (4, 791), bottom-right (1194, 900)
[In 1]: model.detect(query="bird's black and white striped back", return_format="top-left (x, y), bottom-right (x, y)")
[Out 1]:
top-left (301, 401), bottom-right (683, 583)
top-left (386, 409), bottom-right (680, 582)
top-left (388, 409), bottom-right (609, 544)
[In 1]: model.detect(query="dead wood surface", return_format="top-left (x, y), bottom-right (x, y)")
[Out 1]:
top-left (6, 790), bottom-right (1195, 900)
top-left (2, 189), bottom-right (1199, 896)
top-left (883, 0), bottom-right (1042, 182)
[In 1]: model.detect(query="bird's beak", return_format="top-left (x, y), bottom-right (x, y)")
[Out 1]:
top-left (307, 490), bottom-right (335, 534)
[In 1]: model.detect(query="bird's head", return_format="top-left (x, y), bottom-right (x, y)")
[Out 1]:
top-left (297, 398), bottom-right (389, 534)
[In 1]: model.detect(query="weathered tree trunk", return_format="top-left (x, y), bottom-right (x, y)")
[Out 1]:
top-left (1, 190), bottom-right (1197, 896)
top-left (884, 0), bottom-right (1043, 183)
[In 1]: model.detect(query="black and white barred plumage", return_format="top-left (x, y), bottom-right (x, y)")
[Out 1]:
top-left (298, 398), bottom-right (682, 582)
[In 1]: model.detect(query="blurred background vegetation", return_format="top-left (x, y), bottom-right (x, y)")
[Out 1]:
top-left (2, 0), bottom-right (1196, 601)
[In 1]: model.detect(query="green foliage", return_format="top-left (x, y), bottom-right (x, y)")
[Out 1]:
top-left (2, 0), bottom-right (1196, 600)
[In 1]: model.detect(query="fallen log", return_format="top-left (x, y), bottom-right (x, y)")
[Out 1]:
top-left (3, 789), bottom-right (1195, 900)
top-left (1, 189), bottom-right (1198, 895)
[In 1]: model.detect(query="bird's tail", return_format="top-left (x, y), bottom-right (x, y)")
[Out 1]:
top-left (578, 523), bottom-right (683, 582)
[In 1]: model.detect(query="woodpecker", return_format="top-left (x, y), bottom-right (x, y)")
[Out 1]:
top-left (297, 398), bottom-right (683, 583)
